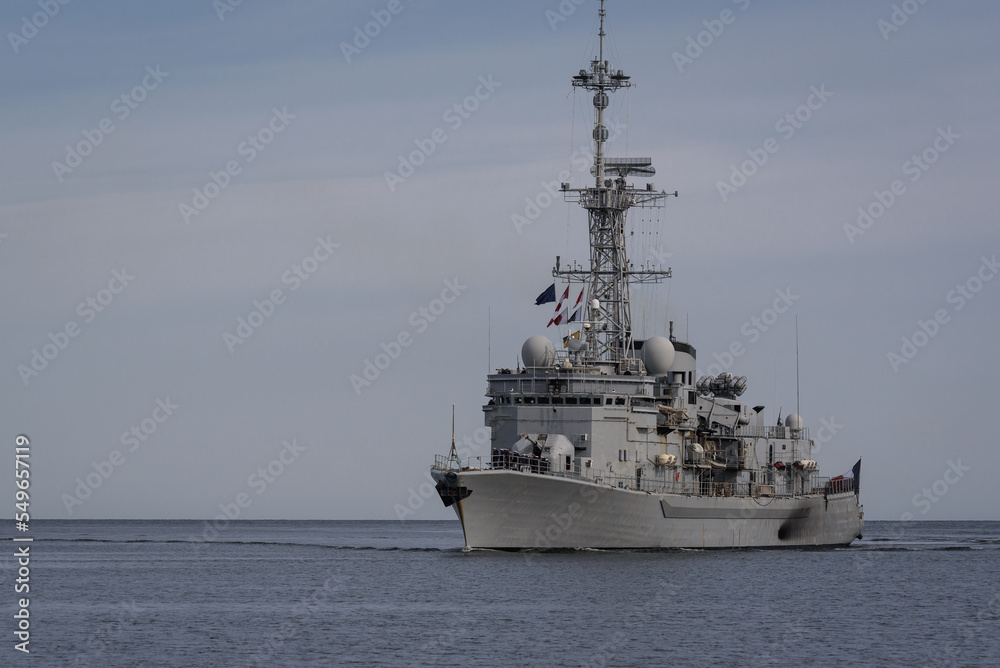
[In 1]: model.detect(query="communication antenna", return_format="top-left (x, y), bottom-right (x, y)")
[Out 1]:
top-left (795, 316), bottom-right (800, 421)
top-left (449, 404), bottom-right (457, 461)
top-left (773, 359), bottom-right (777, 425)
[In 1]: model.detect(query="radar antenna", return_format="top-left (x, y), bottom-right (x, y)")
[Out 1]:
top-left (555, 0), bottom-right (677, 372)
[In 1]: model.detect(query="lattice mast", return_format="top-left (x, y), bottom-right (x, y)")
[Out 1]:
top-left (555, 0), bottom-right (676, 372)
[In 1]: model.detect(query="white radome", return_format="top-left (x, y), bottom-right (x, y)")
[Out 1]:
top-left (521, 335), bottom-right (556, 368)
top-left (785, 413), bottom-right (804, 429)
top-left (642, 335), bottom-right (675, 375)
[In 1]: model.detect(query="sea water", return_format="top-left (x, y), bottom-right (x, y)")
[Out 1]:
top-left (8, 520), bottom-right (999, 667)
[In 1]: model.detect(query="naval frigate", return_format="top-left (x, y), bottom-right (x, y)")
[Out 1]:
top-left (431, 1), bottom-right (863, 549)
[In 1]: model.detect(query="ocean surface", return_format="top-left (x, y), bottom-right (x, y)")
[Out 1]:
top-left (5, 520), bottom-right (998, 667)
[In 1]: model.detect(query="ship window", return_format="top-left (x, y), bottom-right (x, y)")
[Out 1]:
top-left (565, 397), bottom-right (578, 405)
top-left (615, 397), bottom-right (626, 406)
top-left (514, 397), bottom-right (523, 404)
top-left (579, 397), bottom-right (591, 405)
top-left (525, 396), bottom-right (535, 405)
top-left (688, 391), bottom-right (696, 404)
top-left (552, 397), bottom-right (563, 405)
top-left (565, 455), bottom-right (571, 471)
top-left (605, 397), bottom-right (613, 405)
top-left (538, 396), bottom-right (550, 405)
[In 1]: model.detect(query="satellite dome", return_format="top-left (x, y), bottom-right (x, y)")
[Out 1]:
top-left (785, 413), bottom-right (803, 429)
top-left (521, 335), bottom-right (556, 368)
top-left (642, 336), bottom-right (675, 375)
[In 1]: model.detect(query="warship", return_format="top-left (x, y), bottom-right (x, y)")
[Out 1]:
top-left (431, 1), bottom-right (863, 549)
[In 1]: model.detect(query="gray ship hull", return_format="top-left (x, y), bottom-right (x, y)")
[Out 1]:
top-left (436, 469), bottom-right (863, 550)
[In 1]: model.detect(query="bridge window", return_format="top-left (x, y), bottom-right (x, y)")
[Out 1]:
top-left (552, 397), bottom-right (563, 405)
top-left (538, 397), bottom-right (550, 405)
top-left (615, 397), bottom-right (626, 406)
top-left (565, 397), bottom-right (578, 405)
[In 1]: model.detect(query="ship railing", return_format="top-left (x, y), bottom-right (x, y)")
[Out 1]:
top-left (823, 476), bottom-right (856, 495)
top-left (432, 454), bottom-right (469, 470)
top-left (487, 376), bottom-right (655, 398)
top-left (735, 425), bottom-right (811, 441)
top-left (432, 455), bottom-right (850, 498)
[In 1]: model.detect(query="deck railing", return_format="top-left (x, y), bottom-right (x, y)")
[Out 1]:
top-left (432, 452), bottom-right (854, 498)
top-left (735, 425), bottom-right (811, 441)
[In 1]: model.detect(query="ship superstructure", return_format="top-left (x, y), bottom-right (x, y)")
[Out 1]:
top-left (431, 1), bottom-right (862, 549)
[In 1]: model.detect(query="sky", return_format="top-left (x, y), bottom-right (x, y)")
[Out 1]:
top-left (2, 0), bottom-right (998, 522)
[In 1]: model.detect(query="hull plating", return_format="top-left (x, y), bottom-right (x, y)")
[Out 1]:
top-left (438, 469), bottom-right (862, 550)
